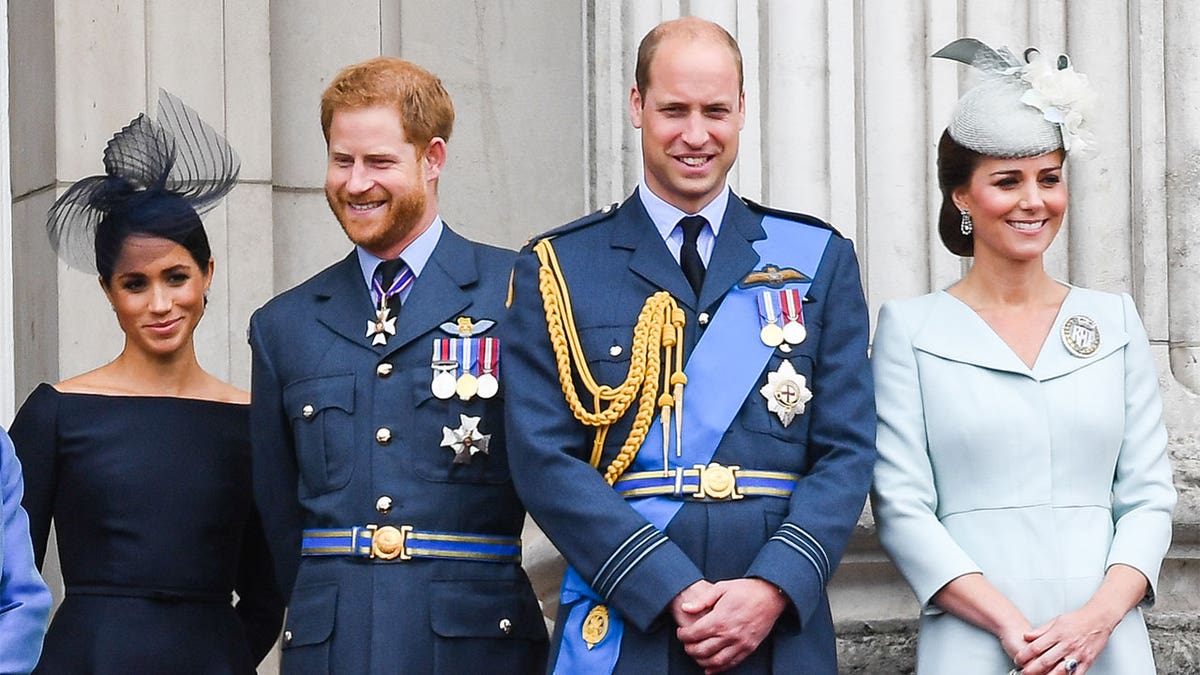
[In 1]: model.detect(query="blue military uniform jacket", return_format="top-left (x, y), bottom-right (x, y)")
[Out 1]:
top-left (504, 191), bottom-right (876, 674)
top-left (250, 225), bottom-right (548, 674)
top-left (0, 427), bottom-right (51, 674)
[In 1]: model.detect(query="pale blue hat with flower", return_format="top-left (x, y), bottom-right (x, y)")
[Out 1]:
top-left (934, 38), bottom-right (1096, 157)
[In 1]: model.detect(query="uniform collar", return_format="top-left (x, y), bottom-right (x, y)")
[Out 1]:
top-left (354, 215), bottom-right (444, 290)
top-left (637, 179), bottom-right (729, 240)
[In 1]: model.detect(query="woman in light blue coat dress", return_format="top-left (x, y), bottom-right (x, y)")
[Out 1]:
top-left (871, 39), bottom-right (1176, 675)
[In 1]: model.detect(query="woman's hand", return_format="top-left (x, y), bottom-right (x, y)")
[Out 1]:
top-left (1012, 606), bottom-right (1114, 674)
top-left (930, 573), bottom-right (1032, 663)
top-left (1013, 564), bottom-right (1148, 675)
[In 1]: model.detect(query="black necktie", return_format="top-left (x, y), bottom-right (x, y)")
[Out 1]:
top-left (678, 215), bottom-right (707, 296)
top-left (375, 257), bottom-right (408, 318)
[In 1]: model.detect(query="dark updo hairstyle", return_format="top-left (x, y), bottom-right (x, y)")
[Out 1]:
top-left (94, 191), bottom-right (212, 286)
top-left (936, 129), bottom-right (987, 257)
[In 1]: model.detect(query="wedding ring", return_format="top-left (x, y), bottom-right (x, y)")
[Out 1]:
top-left (1064, 657), bottom-right (1079, 673)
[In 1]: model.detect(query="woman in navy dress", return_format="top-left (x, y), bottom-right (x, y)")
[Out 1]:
top-left (9, 91), bottom-right (284, 674)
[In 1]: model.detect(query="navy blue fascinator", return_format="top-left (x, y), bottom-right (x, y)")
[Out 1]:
top-left (47, 90), bottom-right (240, 276)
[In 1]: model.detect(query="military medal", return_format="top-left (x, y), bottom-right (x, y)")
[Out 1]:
top-left (456, 374), bottom-right (479, 400)
top-left (440, 414), bottom-right (491, 465)
top-left (757, 291), bottom-right (785, 347)
top-left (1062, 314), bottom-right (1100, 358)
top-left (582, 604), bottom-right (610, 650)
top-left (780, 288), bottom-right (807, 345)
top-left (432, 368), bottom-right (456, 399)
top-left (476, 337), bottom-right (499, 399)
top-left (432, 317), bottom-right (500, 400)
top-left (366, 306), bottom-right (397, 346)
top-left (431, 340), bottom-right (458, 399)
top-left (367, 264), bottom-right (414, 346)
top-left (456, 337), bottom-right (479, 401)
top-left (759, 359), bottom-right (812, 427)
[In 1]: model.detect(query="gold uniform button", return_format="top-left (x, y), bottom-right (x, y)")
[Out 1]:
top-left (301, 404), bottom-right (315, 419)
top-left (283, 630), bottom-right (293, 644)
top-left (376, 427), bottom-right (392, 444)
top-left (499, 618), bottom-right (513, 635)
top-left (376, 495), bottom-right (393, 514)
top-left (698, 312), bottom-right (711, 326)
top-left (376, 363), bottom-right (393, 377)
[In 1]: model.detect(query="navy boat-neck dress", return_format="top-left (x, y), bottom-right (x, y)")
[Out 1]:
top-left (10, 383), bottom-right (284, 674)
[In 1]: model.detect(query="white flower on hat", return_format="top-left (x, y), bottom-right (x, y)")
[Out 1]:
top-left (1018, 52), bottom-right (1097, 154)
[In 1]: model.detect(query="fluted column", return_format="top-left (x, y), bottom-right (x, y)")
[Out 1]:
top-left (861, 1), bottom-right (931, 312)
top-left (1164, 0), bottom-right (1200, 395)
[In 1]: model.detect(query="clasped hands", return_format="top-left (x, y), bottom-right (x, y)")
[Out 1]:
top-left (669, 578), bottom-right (787, 674)
top-left (1002, 606), bottom-right (1117, 675)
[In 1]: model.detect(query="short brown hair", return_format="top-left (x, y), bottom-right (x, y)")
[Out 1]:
top-left (320, 57), bottom-right (454, 149)
top-left (635, 17), bottom-right (743, 96)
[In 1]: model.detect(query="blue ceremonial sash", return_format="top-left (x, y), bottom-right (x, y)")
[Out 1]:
top-left (553, 216), bottom-right (834, 674)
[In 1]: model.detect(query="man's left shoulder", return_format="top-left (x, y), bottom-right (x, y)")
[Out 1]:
top-left (467, 238), bottom-right (518, 268)
top-left (740, 197), bottom-right (846, 239)
top-left (443, 226), bottom-right (518, 269)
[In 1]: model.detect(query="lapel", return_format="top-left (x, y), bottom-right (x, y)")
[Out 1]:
top-left (1032, 288), bottom-right (1129, 381)
top-left (383, 225), bottom-right (476, 355)
top-left (912, 289), bottom-right (1130, 381)
top-left (314, 253), bottom-right (381, 355)
top-left (615, 193), bottom-right (696, 308)
top-left (614, 190), bottom-right (764, 312)
top-left (699, 196), bottom-right (765, 311)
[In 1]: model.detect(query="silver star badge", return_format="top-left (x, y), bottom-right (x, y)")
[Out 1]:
top-left (759, 359), bottom-right (812, 427)
top-left (440, 414), bottom-right (492, 465)
top-left (366, 307), bottom-right (397, 346)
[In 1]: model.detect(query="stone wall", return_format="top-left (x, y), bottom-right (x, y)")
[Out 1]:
top-left (6, 1), bottom-right (1197, 672)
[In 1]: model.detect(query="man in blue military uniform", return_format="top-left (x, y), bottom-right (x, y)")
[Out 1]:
top-left (504, 17), bottom-right (875, 674)
top-left (0, 427), bottom-right (51, 674)
top-left (250, 57), bottom-right (547, 673)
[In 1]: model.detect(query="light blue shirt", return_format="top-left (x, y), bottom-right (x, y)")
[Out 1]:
top-left (355, 216), bottom-right (445, 304)
top-left (0, 427), bottom-right (51, 674)
top-left (636, 179), bottom-right (729, 267)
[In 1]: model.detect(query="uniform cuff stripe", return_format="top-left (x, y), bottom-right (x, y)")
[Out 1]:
top-left (770, 535), bottom-right (826, 585)
top-left (593, 524), bottom-right (666, 597)
top-left (776, 524), bottom-right (831, 581)
top-left (602, 537), bottom-right (668, 600)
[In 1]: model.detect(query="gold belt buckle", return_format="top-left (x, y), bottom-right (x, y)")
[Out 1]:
top-left (693, 462), bottom-right (742, 500)
top-left (368, 524), bottom-right (412, 560)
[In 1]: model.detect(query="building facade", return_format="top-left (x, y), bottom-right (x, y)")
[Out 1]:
top-left (5, 1), bottom-right (1198, 672)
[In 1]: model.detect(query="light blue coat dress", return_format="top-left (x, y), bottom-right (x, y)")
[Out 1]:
top-left (871, 287), bottom-right (1176, 674)
top-left (0, 427), bottom-right (52, 674)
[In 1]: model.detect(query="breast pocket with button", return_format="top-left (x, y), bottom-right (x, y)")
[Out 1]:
top-left (283, 374), bottom-right (357, 496)
top-left (741, 353), bottom-right (815, 445)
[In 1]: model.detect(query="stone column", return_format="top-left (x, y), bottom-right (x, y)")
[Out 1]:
top-left (7, 0), bottom-right (58, 410)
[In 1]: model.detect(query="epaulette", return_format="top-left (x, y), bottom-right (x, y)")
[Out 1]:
top-left (519, 202), bottom-right (620, 253)
top-left (740, 197), bottom-right (845, 238)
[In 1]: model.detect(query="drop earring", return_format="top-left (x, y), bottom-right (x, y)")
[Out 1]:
top-left (959, 209), bottom-right (973, 236)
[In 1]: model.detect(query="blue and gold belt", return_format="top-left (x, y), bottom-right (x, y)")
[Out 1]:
top-left (613, 463), bottom-right (799, 501)
top-left (301, 525), bottom-right (521, 563)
